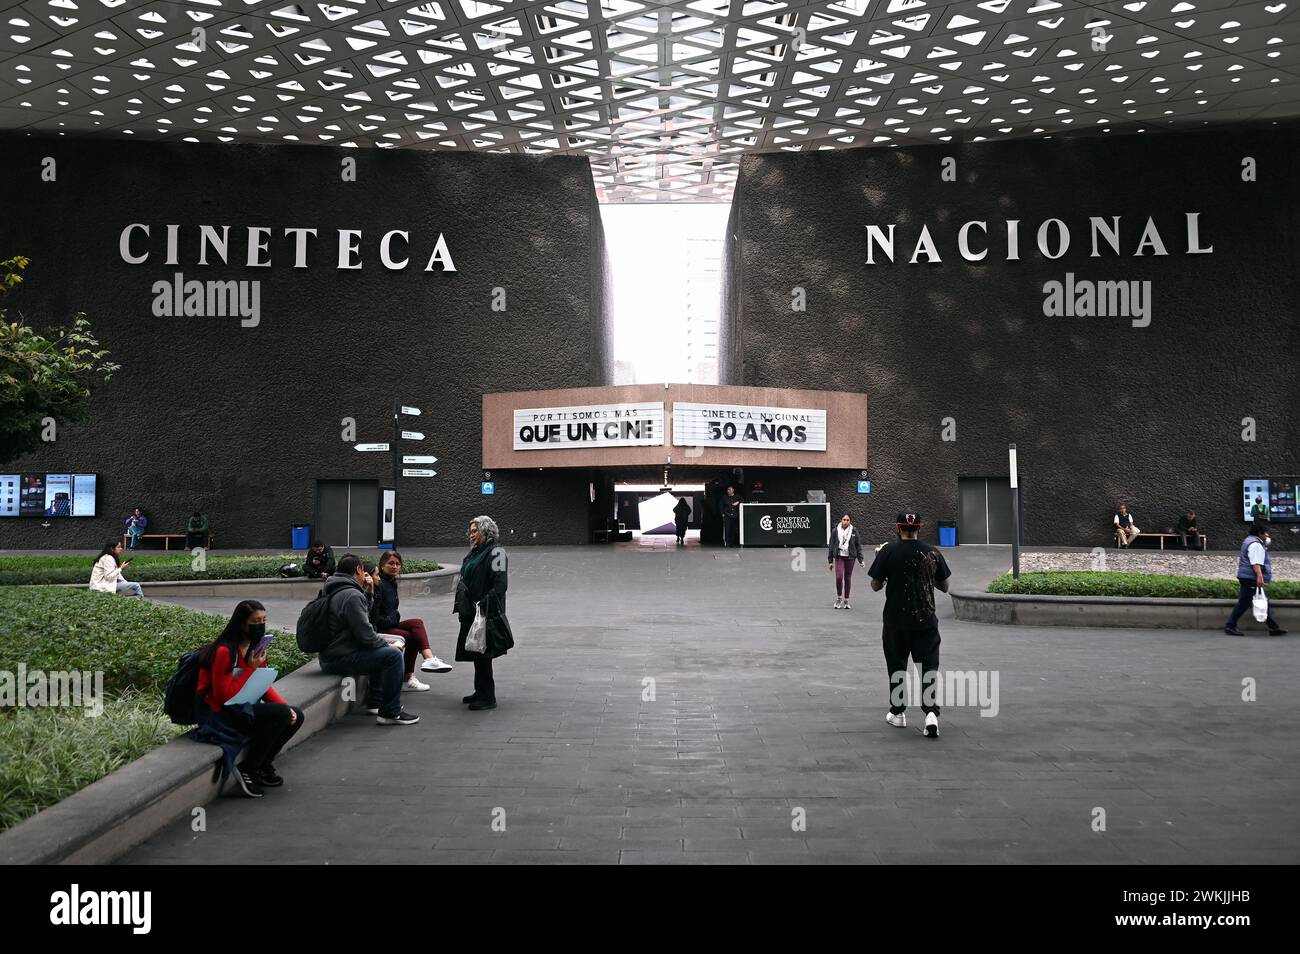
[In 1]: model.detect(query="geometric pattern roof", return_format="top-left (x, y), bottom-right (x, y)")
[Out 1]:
top-left (3, 0), bottom-right (1298, 202)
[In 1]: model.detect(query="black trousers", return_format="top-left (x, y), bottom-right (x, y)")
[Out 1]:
top-left (1181, 532), bottom-right (1203, 550)
top-left (227, 703), bottom-right (304, 769)
top-left (473, 657), bottom-right (496, 702)
top-left (883, 624), bottom-right (941, 716)
top-left (1226, 579), bottom-right (1278, 630)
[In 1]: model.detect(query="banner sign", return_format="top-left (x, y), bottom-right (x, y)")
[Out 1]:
top-left (514, 403), bottom-right (665, 450)
top-left (673, 402), bottom-right (827, 451)
top-left (739, 503), bottom-right (830, 547)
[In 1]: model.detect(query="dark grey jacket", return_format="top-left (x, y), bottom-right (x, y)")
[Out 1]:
top-left (828, 525), bottom-right (864, 563)
top-left (320, 574), bottom-right (387, 657)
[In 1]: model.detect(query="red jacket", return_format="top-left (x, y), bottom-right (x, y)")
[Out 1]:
top-left (197, 644), bottom-right (286, 712)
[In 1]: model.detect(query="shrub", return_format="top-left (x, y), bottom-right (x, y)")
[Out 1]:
top-left (0, 553), bottom-right (438, 587)
top-left (988, 571), bottom-right (1300, 600)
top-left (0, 587), bottom-right (313, 832)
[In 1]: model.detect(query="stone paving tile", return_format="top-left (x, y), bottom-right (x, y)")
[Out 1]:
top-left (121, 546), bottom-right (1300, 865)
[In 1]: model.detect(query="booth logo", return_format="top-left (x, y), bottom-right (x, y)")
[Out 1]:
top-left (760, 515), bottom-right (773, 531)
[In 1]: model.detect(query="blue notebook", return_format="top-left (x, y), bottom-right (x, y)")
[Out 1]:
top-left (224, 667), bottom-right (279, 706)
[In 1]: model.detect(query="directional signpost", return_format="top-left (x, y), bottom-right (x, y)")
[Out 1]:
top-left (390, 404), bottom-right (436, 547)
top-left (354, 442), bottom-right (390, 452)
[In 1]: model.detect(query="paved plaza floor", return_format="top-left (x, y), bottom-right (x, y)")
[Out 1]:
top-left (126, 544), bottom-right (1299, 864)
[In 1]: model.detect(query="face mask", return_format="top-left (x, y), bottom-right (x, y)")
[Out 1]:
top-left (247, 622), bottom-right (267, 640)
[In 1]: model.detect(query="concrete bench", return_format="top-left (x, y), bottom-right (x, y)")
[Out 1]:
top-left (0, 664), bottom-right (364, 865)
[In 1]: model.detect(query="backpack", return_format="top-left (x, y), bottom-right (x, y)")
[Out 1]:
top-left (296, 587), bottom-right (341, 653)
top-left (163, 649), bottom-right (205, 726)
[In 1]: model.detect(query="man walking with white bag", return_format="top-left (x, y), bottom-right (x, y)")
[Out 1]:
top-left (1225, 522), bottom-right (1287, 637)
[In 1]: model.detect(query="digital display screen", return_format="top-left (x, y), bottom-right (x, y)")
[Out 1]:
top-left (1242, 478), bottom-right (1298, 523)
top-left (0, 473), bottom-right (98, 517)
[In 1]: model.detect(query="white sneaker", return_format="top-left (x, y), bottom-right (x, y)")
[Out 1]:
top-left (843, 601), bottom-right (851, 610)
top-left (404, 675), bottom-right (431, 692)
top-left (833, 597), bottom-right (843, 609)
top-left (421, 655), bottom-right (453, 673)
top-left (886, 712), bottom-right (906, 728)
top-left (924, 712), bottom-right (939, 738)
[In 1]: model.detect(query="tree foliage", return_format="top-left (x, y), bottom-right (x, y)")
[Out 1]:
top-left (0, 255), bottom-right (120, 464)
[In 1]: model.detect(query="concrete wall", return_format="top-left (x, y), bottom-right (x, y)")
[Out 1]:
top-left (724, 121), bottom-right (1300, 547)
top-left (0, 137), bottom-right (612, 547)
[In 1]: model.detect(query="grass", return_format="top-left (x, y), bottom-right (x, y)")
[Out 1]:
top-left (0, 552), bottom-right (439, 586)
top-left (988, 571), bottom-right (1300, 600)
top-left (0, 586), bottom-right (312, 832)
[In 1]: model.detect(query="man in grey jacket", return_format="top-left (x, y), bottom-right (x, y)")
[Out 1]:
top-left (317, 554), bottom-right (420, 725)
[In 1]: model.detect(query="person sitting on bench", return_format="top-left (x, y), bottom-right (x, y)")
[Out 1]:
top-left (1177, 509), bottom-right (1204, 551)
top-left (124, 507), bottom-right (148, 549)
top-left (1113, 503), bottom-right (1139, 548)
top-left (186, 511), bottom-right (210, 549)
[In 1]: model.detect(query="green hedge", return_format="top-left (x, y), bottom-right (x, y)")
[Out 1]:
top-left (988, 571), bottom-right (1300, 600)
top-left (0, 587), bottom-right (312, 832)
top-left (0, 553), bottom-right (438, 587)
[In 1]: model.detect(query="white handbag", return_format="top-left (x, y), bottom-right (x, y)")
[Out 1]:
top-left (1252, 587), bottom-right (1269, 623)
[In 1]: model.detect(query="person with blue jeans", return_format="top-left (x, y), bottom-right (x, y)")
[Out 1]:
top-left (317, 554), bottom-right (420, 725)
top-left (124, 507), bottom-right (147, 548)
top-left (1225, 522), bottom-right (1286, 637)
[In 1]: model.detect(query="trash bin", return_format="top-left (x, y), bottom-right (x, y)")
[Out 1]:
top-left (938, 520), bottom-right (957, 548)
top-left (291, 524), bottom-right (311, 550)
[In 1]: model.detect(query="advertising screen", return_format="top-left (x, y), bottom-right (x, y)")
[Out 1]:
top-left (1242, 478), bottom-right (1298, 523)
top-left (0, 473), bottom-right (98, 517)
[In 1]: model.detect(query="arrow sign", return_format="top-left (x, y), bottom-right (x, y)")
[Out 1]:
top-left (354, 443), bottom-right (390, 452)
top-left (400, 406), bottom-right (421, 416)
top-left (402, 468), bottom-right (437, 478)
top-left (403, 455), bottom-right (438, 465)
top-left (401, 430), bottom-right (424, 441)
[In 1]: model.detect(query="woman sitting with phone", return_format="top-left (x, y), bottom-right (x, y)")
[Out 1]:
top-left (194, 600), bottom-right (304, 798)
top-left (88, 541), bottom-right (143, 597)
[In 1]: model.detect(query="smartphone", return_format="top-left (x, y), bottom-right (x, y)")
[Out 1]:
top-left (251, 634), bottom-right (274, 657)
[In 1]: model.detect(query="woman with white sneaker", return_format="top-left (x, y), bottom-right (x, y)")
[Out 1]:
top-left (370, 550), bottom-right (452, 693)
top-left (826, 513), bottom-right (865, 609)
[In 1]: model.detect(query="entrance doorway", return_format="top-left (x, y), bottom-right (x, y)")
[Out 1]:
top-left (613, 482), bottom-right (705, 544)
top-left (314, 479), bottom-right (380, 549)
top-left (958, 476), bottom-right (1013, 545)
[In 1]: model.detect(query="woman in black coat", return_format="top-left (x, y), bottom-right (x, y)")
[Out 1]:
top-left (453, 514), bottom-right (511, 711)
top-left (673, 497), bottom-right (690, 545)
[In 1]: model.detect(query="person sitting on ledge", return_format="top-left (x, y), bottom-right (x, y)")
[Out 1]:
top-left (194, 599), bottom-right (303, 798)
top-left (1177, 509), bottom-right (1204, 551)
top-left (89, 540), bottom-right (143, 597)
top-left (317, 554), bottom-right (419, 726)
top-left (186, 511), bottom-right (210, 550)
top-left (371, 549), bottom-right (453, 693)
top-left (1113, 503), bottom-right (1139, 548)
top-left (124, 507), bottom-right (148, 549)
top-left (303, 539), bottom-right (335, 579)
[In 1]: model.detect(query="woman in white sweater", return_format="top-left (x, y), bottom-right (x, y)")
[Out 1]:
top-left (89, 541), bottom-right (144, 597)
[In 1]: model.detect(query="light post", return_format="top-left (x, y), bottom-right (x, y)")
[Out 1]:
top-left (1010, 443), bottom-right (1020, 579)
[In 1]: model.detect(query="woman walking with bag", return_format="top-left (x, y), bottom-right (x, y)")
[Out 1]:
top-left (827, 513), bottom-right (865, 609)
top-left (454, 515), bottom-right (513, 711)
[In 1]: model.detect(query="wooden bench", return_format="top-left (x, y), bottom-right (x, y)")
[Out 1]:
top-left (122, 532), bottom-right (215, 551)
top-left (1120, 531), bottom-right (1208, 550)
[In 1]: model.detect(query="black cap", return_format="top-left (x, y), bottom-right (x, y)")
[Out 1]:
top-left (895, 511), bottom-right (924, 528)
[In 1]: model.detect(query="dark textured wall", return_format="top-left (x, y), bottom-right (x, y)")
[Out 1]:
top-left (727, 122), bottom-right (1300, 547)
top-left (0, 137), bottom-right (611, 548)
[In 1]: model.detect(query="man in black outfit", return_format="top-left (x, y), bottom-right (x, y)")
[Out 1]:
top-left (303, 540), bottom-right (335, 579)
top-left (720, 485), bottom-right (742, 547)
top-left (868, 511), bottom-right (952, 738)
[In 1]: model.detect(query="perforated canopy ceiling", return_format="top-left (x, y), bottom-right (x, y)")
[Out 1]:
top-left (2, 0), bottom-right (1297, 201)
